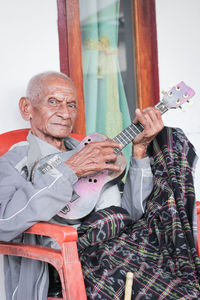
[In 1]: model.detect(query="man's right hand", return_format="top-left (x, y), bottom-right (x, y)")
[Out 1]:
top-left (65, 140), bottom-right (122, 178)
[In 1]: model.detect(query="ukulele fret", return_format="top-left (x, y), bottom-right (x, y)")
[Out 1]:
top-left (120, 131), bottom-right (132, 143)
top-left (114, 128), bottom-right (133, 147)
top-left (128, 123), bottom-right (141, 137)
top-left (130, 124), bottom-right (141, 135)
top-left (113, 122), bottom-right (143, 152)
top-left (123, 129), bottom-right (134, 141)
top-left (155, 102), bottom-right (169, 114)
top-left (114, 135), bottom-right (127, 146)
top-left (118, 135), bottom-right (127, 144)
top-left (127, 127), bottom-right (138, 138)
top-left (134, 123), bottom-right (144, 132)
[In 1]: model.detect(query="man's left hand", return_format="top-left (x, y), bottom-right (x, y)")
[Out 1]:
top-left (132, 107), bottom-right (164, 159)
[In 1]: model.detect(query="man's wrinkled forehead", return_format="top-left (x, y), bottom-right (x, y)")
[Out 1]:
top-left (26, 72), bottom-right (76, 102)
top-left (29, 75), bottom-right (77, 102)
top-left (45, 80), bottom-right (77, 102)
top-left (46, 81), bottom-right (76, 93)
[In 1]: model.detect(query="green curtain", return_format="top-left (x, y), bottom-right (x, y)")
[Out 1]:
top-left (80, 0), bottom-right (132, 168)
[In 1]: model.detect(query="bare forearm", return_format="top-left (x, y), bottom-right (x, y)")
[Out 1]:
top-left (132, 144), bottom-right (148, 159)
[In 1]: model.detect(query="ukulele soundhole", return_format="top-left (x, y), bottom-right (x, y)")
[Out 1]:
top-left (84, 138), bottom-right (92, 146)
top-left (88, 178), bottom-right (98, 183)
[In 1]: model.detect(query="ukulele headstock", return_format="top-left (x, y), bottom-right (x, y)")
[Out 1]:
top-left (161, 81), bottom-right (195, 110)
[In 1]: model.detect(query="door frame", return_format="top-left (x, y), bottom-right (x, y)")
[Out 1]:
top-left (57, 0), bottom-right (159, 133)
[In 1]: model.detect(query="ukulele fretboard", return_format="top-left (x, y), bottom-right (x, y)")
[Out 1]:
top-left (113, 101), bottom-right (169, 153)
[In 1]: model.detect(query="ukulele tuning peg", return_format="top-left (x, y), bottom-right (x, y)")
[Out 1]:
top-left (187, 100), bottom-right (193, 106)
top-left (161, 90), bottom-right (167, 94)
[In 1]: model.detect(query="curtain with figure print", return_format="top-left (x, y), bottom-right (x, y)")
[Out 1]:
top-left (80, 0), bottom-right (132, 167)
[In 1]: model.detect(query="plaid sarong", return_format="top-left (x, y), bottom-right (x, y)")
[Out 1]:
top-left (77, 127), bottom-right (200, 299)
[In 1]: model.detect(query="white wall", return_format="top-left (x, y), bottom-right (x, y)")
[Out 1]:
top-left (0, 0), bottom-right (59, 134)
top-left (0, 1), bottom-right (59, 299)
top-left (155, 0), bottom-right (200, 201)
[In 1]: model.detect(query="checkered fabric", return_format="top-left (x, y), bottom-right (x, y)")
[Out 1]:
top-left (77, 127), bottom-right (200, 299)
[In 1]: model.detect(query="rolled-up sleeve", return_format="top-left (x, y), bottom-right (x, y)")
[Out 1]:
top-left (122, 156), bottom-right (153, 220)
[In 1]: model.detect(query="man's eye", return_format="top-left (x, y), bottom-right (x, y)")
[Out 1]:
top-left (67, 103), bottom-right (77, 109)
top-left (48, 99), bottom-right (57, 105)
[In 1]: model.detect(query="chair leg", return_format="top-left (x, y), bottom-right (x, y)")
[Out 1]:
top-left (57, 269), bottom-right (67, 300)
top-left (62, 241), bottom-right (87, 300)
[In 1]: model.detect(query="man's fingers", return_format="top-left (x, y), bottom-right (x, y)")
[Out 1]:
top-left (134, 107), bottom-right (163, 130)
top-left (103, 162), bottom-right (121, 172)
top-left (135, 108), bottom-right (154, 129)
top-left (154, 108), bottom-right (163, 120)
top-left (94, 139), bottom-right (122, 149)
top-left (67, 137), bottom-right (122, 178)
top-left (144, 110), bottom-right (159, 131)
top-left (104, 153), bottom-right (118, 162)
top-left (145, 108), bottom-right (162, 123)
top-left (135, 108), bottom-right (144, 119)
top-left (81, 159), bottom-right (121, 177)
top-left (145, 108), bottom-right (164, 132)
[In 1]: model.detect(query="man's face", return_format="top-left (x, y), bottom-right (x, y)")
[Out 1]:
top-left (29, 76), bottom-right (78, 141)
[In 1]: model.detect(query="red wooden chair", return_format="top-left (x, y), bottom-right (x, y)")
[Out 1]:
top-left (0, 128), bottom-right (87, 300)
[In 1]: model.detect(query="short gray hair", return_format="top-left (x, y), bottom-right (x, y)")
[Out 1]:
top-left (26, 71), bottom-right (74, 102)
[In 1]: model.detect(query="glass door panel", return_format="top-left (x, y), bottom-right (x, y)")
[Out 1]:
top-left (79, 0), bottom-right (137, 162)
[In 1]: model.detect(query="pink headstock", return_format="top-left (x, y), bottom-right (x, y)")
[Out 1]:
top-left (162, 81), bottom-right (195, 109)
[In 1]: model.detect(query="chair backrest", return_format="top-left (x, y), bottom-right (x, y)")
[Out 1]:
top-left (0, 129), bottom-right (84, 156)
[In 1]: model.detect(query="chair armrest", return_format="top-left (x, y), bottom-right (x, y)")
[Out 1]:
top-left (0, 222), bottom-right (79, 269)
top-left (0, 241), bottom-right (63, 269)
top-left (25, 222), bottom-right (77, 248)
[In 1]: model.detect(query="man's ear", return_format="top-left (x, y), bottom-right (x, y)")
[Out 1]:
top-left (19, 97), bottom-right (32, 121)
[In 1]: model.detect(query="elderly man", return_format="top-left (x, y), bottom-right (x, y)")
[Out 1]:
top-left (0, 71), bottom-right (164, 300)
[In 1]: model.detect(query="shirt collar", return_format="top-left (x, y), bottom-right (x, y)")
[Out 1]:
top-left (26, 131), bottom-right (79, 177)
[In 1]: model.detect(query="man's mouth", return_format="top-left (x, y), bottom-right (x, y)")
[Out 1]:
top-left (52, 123), bottom-right (71, 128)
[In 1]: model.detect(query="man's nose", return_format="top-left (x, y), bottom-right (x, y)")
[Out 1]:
top-left (57, 104), bottom-right (70, 119)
